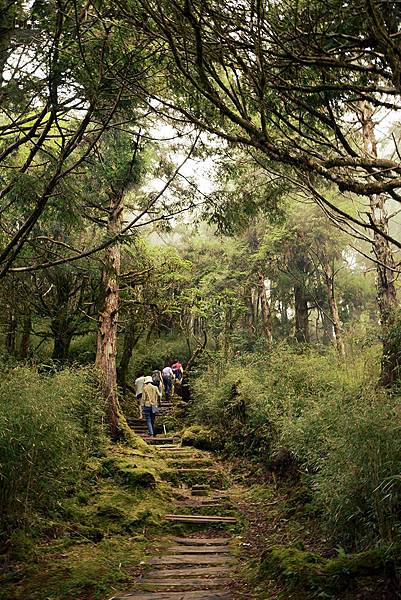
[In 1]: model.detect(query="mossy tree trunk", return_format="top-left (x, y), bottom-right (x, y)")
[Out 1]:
top-left (51, 312), bottom-right (75, 360)
top-left (360, 102), bottom-right (399, 385)
top-left (96, 191), bottom-right (124, 440)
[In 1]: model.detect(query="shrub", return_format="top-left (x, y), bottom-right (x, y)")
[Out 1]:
top-left (190, 344), bottom-right (401, 548)
top-left (0, 365), bottom-right (107, 525)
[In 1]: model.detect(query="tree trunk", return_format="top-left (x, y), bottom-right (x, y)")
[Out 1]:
top-left (322, 309), bottom-right (333, 346)
top-left (117, 318), bottom-right (140, 396)
top-left (19, 314), bottom-right (31, 359)
top-left (5, 308), bottom-right (16, 355)
top-left (258, 272), bottom-right (273, 349)
top-left (294, 284), bottom-right (309, 342)
top-left (51, 314), bottom-right (74, 360)
top-left (360, 102), bottom-right (399, 385)
top-left (95, 192), bottom-right (123, 439)
top-left (323, 263), bottom-right (345, 357)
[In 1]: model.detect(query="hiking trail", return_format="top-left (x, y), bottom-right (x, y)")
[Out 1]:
top-left (110, 402), bottom-right (255, 599)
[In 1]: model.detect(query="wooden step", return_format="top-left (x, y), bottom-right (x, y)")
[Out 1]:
top-left (148, 554), bottom-right (234, 565)
top-left (112, 590), bottom-right (233, 599)
top-left (172, 537), bottom-right (229, 546)
top-left (146, 566), bottom-right (230, 578)
top-left (165, 514), bottom-right (236, 524)
top-left (140, 578), bottom-right (230, 589)
top-left (168, 545), bottom-right (229, 554)
top-left (146, 437), bottom-right (179, 445)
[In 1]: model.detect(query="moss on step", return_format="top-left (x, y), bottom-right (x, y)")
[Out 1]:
top-left (259, 544), bottom-right (398, 595)
top-left (102, 456), bottom-right (157, 488)
top-left (181, 425), bottom-right (221, 451)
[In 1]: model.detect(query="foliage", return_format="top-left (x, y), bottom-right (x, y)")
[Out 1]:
top-left (258, 544), bottom-right (398, 596)
top-left (189, 344), bottom-right (401, 548)
top-left (0, 364), bottom-right (106, 524)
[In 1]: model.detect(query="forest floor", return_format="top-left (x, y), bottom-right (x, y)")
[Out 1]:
top-left (1, 430), bottom-right (399, 600)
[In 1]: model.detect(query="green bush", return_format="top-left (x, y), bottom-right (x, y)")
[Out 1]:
top-left (190, 344), bottom-right (401, 548)
top-left (0, 365), bottom-right (106, 525)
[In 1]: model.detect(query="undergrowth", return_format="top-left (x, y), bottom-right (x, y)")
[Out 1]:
top-left (189, 343), bottom-right (401, 551)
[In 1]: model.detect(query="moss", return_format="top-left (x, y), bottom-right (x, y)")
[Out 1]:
top-left (101, 456), bottom-right (157, 488)
top-left (116, 408), bottom-right (150, 452)
top-left (181, 425), bottom-right (221, 451)
top-left (259, 544), bottom-right (398, 595)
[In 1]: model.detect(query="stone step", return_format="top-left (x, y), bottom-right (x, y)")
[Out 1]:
top-left (165, 515), bottom-right (236, 524)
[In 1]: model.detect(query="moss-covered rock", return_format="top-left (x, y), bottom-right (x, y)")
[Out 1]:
top-left (259, 544), bottom-right (398, 595)
top-left (181, 425), bottom-right (221, 451)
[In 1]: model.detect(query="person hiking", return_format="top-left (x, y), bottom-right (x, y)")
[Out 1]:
top-left (140, 376), bottom-right (161, 437)
top-left (171, 360), bottom-right (183, 382)
top-left (134, 372), bottom-right (145, 410)
top-left (162, 364), bottom-right (175, 400)
top-left (151, 368), bottom-right (163, 391)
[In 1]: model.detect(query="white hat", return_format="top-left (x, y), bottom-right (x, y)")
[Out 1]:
top-left (144, 376), bottom-right (153, 384)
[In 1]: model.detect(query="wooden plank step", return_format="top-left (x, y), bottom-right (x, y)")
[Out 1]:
top-left (172, 538), bottom-right (229, 546)
top-left (148, 555), bottom-right (234, 565)
top-left (112, 590), bottom-right (233, 599)
top-left (165, 515), bottom-right (236, 524)
top-left (145, 567), bottom-right (230, 578)
top-left (170, 469), bottom-right (218, 473)
top-left (140, 578), bottom-right (230, 588)
top-left (147, 437), bottom-right (180, 445)
top-left (168, 546), bottom-right (230, 554)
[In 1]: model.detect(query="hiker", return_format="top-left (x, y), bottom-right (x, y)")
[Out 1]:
top-left (171, 359), bottom-right (183, 382)
top-left (151, 368), bottom-right (163, 391)
top-left (134, 372), bottom-right (145, 414)
top-left (140, 375), bottom-right (161, 437)
top-left (162, 364), bottom-right (175, 400)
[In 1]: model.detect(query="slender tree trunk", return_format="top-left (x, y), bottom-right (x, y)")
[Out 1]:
top-left (117, 318), bottom-right (140, 396)
top-left (323, 263), bottom-right (345, 357)
top-left (294, 285), bottom-right (309, 342)
top-left (19, 314), bottom-right (31, 359)
top-left (51, 314), bottom-right (74, 360)
top-left (258, 272), bottom-right (273, 349)
top-left (360, 102), bottom-right (399, 385)
top-left (95, 192), bottom-right (123, 439)
top-left (5, 308), bottom-right (16, 355)
top-left (322, 309), bottom-right (333, 346)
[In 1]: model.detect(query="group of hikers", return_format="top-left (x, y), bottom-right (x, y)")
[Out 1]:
top-left (134, 360), bottom-right (183, 437)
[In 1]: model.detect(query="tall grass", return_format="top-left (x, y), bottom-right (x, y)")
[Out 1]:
top-left (0, 364), bottom-right (106, 526)
top-left (190, 344), bottom-right (401, 548)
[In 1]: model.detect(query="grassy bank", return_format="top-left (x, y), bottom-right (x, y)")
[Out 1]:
top-left (0, 364), bottom-right (170, 600)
